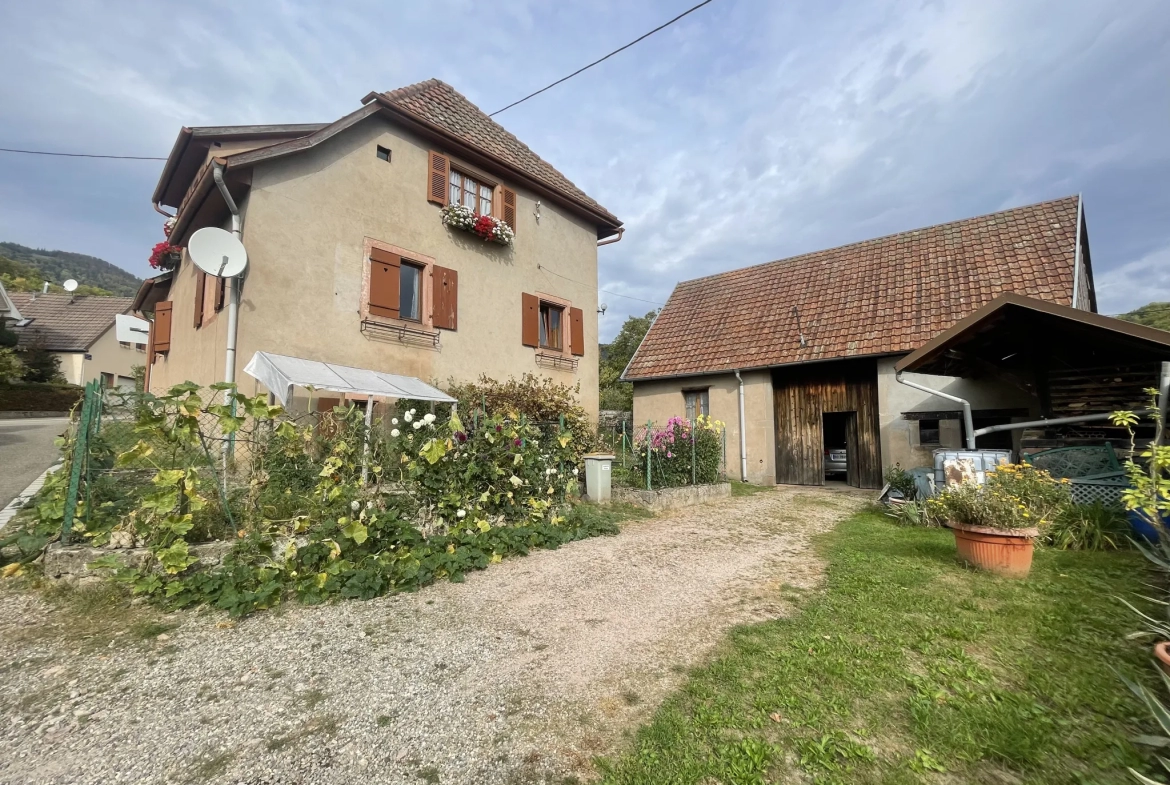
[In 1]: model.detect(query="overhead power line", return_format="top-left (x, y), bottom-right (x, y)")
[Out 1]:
top-left (538, 264), bottom-right (664, 306)
top-left (0, 147), bottom-right (166, 161)
top-left (489, 0), bottom-right (717, 116)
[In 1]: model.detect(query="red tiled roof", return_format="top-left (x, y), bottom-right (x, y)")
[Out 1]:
top-left (381, 80), bottom-right (619, 225)
top-left (624, 196), bottom-right (1083, 380)
top-left (10, 293), bottom-right (132, 352)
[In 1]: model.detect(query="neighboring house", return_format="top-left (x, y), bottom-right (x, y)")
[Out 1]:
top-left (10, 293), bottom-right (143, 388)
top-left (144, 79), bottom-right (622, 417)
top-left (623, 196), bottom-right (1095, 488)
top-left (0, 281), bottom-right (22, 327)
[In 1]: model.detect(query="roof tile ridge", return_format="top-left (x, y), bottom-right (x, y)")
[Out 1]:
top-left (394, 79), bottom-right (597, 204)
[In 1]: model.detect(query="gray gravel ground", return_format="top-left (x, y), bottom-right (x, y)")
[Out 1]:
top-left (0, 485), bottom-right (867, 785)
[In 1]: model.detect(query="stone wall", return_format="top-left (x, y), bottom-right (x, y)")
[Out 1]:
top-left (613, 482), bottom-right (731, 513)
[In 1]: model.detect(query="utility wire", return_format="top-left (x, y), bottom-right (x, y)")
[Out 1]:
top-left (538, 264), bottom-right (664, 306)
top-left (489, 0), bottom-right (716, 116)
top-left (0, 147), bottom-right (166, 160)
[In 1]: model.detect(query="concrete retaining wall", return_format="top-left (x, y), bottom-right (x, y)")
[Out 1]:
top-left (613, 482), bottom-right (731, 512)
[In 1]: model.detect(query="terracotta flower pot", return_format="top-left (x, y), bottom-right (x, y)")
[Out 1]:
top-left (1155, 642), bottom-right (1170, 675)
top-left (947, 522), bottom-right (1039, 577)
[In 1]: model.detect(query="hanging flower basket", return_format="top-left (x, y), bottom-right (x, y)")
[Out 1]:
top-left (440, 203), bottom-right (514, 246)
top-left (149, 241), bottom-right (182, 271)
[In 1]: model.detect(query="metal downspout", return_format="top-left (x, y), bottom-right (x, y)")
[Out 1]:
top-left (213, 163), bottom-right (242, 464)
top-left (895, 371), bottom-right (976, 450)
top-left (1071, 194), bottom-right (1084, 308)
top-left (212, 163), bottom-right (242, 389)
top-left (735, 370), bottom-right (748, 482)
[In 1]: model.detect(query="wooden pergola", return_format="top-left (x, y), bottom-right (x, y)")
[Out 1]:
top-left (896, 294), bottom-right (1170, 448)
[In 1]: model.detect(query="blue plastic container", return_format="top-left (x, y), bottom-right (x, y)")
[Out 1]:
top-left (1128, 509), bottom-right (1164, 544)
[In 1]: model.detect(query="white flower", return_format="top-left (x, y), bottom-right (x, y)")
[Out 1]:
top-left (456, 509), bottom-right (466, 519)
top-left (350, 501), bottom-right (360, 511)
top-left (366, 501), bottom-right (374, 509)
top-left (551, 469), bottom-right (558, 475)
top-left (391, 417), bottom-right (399, 425)
top-left (413, 421), bottom-right (424, 430)
top-left (423, 413), bottom-right (436, 424)
top-left (545, 468), bottom-right (552, 476)
top-left (572, 467), bottom-right (579, 475)
top-left (403, 412), bottom-right (413, 422)
top-left (391, 428), bottom-right (400, 437)
top-left (409, 408), bottom-right (416, 415)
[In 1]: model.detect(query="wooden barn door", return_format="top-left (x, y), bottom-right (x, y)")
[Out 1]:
top-left (773, 359), bottom-right (883, 489)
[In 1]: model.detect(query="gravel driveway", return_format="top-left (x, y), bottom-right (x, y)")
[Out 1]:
top-left (0, 485), bottom-right (867, 785)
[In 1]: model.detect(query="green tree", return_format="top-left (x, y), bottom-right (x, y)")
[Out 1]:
top-left (599, 310), bottom-right (656, 412)
top-left (17, 338), bottom-right (64, 383)
top-left (0, 347), bottom-right (24, 381)
top-left (1118, 302), bottom-right (1170, 332)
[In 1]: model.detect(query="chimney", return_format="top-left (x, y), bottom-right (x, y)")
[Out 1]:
top-left (41, 281), bottom-right (50, 294)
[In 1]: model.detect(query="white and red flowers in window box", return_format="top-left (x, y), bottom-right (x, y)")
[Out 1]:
top-left (149, 218), bottom-right (182, 270)
top-left (440, 203), bottom-right (514, 246)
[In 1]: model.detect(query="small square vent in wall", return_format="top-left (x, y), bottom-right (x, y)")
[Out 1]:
top-left (376, 146), bottom-right (391, 162)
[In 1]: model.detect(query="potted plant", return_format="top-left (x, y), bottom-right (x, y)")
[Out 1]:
top-left (927, 463), bottom-right (1068, 577)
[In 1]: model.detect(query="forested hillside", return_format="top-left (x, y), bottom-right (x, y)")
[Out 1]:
top-left (0, 242), bottom-right (141, 297)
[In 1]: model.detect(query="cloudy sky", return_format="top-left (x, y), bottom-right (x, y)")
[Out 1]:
top-left (0, 0), bottom-right (1167, 338)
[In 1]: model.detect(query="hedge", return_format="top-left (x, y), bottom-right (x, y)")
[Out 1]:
top-left (0, 382), bottom-right (83, 412)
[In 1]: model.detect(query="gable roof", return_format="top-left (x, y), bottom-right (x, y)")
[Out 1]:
top-left (0, 281), bottom-right (22, 323)
top-left (164, 80), bottom-right (621, 244)
top-left (372, 80), bottom-right (618, 225)
top-left (9, 293), bottom-right (133, 352)
top-left (624, 196), bottom-right (1086, 381)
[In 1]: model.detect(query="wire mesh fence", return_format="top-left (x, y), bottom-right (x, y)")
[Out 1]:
top-left (602, 417), bottom-right (729, 491)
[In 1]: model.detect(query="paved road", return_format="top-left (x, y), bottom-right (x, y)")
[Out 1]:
top-left (0, 418), bottom-right (67, 509)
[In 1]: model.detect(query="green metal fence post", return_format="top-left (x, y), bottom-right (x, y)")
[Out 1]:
top-left (683, 416), bottom-right (692, 484)
top-left (62, 381), bottom-right (96, 544)
top-left (645, 420), bottom-right (653, 491)
top-left (621, 420), bottom-right (627, 467)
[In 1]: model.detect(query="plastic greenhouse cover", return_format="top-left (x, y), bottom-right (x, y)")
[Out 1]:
top-left (242, 351), bottom-right (456, 407)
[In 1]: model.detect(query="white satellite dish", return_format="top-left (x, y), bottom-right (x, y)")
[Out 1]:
top-left (188, 227), bottom-right (248, 278)
top-left (63, 279), bottom-right (78, 292)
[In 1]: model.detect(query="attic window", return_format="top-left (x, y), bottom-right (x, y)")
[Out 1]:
top-left (376, 146), bottom-right (391, 162)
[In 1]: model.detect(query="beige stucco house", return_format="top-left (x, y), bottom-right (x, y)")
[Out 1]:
top-left (140, 79), bottom-right (623, 416)
top-left (10, 293), bottom-right (143, 388)
top-left (624, 196), bottom-right (1096, 488)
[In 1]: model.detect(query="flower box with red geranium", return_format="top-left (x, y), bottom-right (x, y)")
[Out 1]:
top-left (440, 203), bottom-right (514, 246)
top-left (149, 241), bottom-right (182, 271)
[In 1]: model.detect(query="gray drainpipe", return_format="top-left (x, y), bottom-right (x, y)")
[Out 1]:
top-left (212, 163), bottom-right (242, 389)
top-left (1071, 194), bottom-right (1084, 308)
top-left (734, 370), bottom-right (748, 481)
top-left (895, 371), bottom-right (976, 449)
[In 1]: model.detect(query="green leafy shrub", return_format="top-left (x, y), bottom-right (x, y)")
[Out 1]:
top-left (10, 379), bottom-right (621, 618)
top-left (884, 464), bottom-right (916, 500)
top-left (630, 415), bottom-right (724, 488)
top-left (1042, 502), bottom-right (1128, 551)
top-left (443, 373), bottom-right (597, 462)
top-left (0, 381), bottom-right (82, 411)
top-left (926, 463), bottom-right (1070, 530)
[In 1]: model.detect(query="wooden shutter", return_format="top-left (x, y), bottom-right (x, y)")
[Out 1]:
top-left (569, 307), bottom-right (585, 356)
top-left (368, 248), bottom-right (400, 319)
top-left (427, 151), bottom-right (449, 205)
top-left (432, 265), bottom-right (458, 330)
top-left (521, 293), bottom-right (539, 347)
top-left (193, 271), bottom-right (206, 328)
top-left (215, 276), bottom-right (226, 312)
top-left (154, 301), bottom-right (173, 353)
top-left (502, 187), bottom-right (517, 232)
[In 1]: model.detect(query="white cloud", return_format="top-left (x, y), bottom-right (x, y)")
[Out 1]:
top-left (1095, 244), bottom-right (1170, 315)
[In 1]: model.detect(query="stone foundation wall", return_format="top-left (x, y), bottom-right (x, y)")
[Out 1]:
top-left (613, 482), bottom-right (731, 512)
top-left (43, 541), bottom-right (235, 584)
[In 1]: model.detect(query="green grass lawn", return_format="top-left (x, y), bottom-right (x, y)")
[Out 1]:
top-left (599, 510), bottom-right (1157, 784)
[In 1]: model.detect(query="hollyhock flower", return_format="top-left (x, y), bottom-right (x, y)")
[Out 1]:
top-left (514, 438), bottom-right (522, 447)
top-left (455, 431), bottom-right (467, 443)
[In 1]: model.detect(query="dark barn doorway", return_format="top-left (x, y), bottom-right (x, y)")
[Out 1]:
top-left (773, 359), bottom-right (882, 489)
